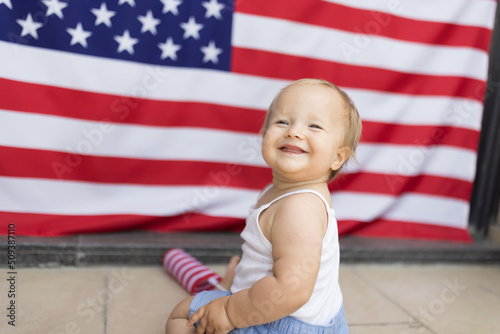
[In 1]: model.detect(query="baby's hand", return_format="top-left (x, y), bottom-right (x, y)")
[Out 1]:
top-left (187, 296), bottom-right (235, 334)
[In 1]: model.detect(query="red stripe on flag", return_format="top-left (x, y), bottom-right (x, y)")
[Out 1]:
top-left (231, 47), bottom-right (486, 101)
top-left (0, 212), bottom-right (245, 236)
top-left (235, 0), bottom-right (492, 52)
top-left (338, 219), bottom-right (472, 242)
top-left (361, 123), bottom-right (479, 151)
top-left (0, 146), bottom-right (273, 189)
top-left (0, 78), bottom-right (265, 134)
top-left (330, 173), bottom-right (472, 202)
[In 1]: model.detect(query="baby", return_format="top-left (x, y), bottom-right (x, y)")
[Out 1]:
top-left (166, 78), bottom-right (362, 334)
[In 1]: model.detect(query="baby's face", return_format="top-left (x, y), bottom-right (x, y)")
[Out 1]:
top-left (261, 84), bottom-right (348, 183)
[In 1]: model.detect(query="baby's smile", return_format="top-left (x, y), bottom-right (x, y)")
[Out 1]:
top-left (279, 144), bottom-right (307, 154)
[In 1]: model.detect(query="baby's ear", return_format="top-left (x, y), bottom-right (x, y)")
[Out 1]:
top-left (330, 146), bottom-right (351, 171)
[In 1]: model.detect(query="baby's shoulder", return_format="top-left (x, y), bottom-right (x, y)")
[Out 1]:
top-left (269, 192), bottom-right (329, 239)
top-left (286, 188), bottom-right (330, 205)
top-left (273, 191), bottom-right (328, 217)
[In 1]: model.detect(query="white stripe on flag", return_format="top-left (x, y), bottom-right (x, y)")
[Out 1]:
top-left (323, 0), bottom-right (497, 28)
top-left (0, 41), bottom-right (284, 111)
top-left (350, 144), bottom-right (477, 182)
top-left (0, 109), bottom-right (267, 166)
top-left (333, 192), bottom-right (469, 229)
top-left (347, 89), bottom-right (483, 131)
top-left (0, 110), bottom-right (476, 181)
top-left (233, 13), bottom-right (489, 80)
top-left (0, 176), bottom-right (258, 217)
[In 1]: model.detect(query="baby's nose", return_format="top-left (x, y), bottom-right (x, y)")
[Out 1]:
top-left (286, 126), bottom-right (303, 139)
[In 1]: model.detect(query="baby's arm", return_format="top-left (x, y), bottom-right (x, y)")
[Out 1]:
top-left (225, 193), bottom-right (327, 327)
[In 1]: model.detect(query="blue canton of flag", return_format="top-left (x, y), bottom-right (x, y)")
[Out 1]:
top-left (0, 0), bottom-right (233, 71)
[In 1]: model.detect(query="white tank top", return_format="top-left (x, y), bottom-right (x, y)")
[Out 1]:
top-left (230, 188), bottom-right (343, 325)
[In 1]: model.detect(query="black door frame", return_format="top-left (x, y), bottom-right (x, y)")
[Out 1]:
top-left (469, 3), bottom-right (500, 237)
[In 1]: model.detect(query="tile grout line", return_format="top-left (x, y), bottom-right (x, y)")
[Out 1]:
top-left (103, 271), bottom-right (109, 334)
top-left (478, 283), bottom-right (500, 301)
top-left (349, 321), bottom-right (421, 327)
top-left (349, 266), bottom-right (438, 334)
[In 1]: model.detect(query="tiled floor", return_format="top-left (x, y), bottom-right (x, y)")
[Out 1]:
top-left (1, 264), bottom-right (499, 334)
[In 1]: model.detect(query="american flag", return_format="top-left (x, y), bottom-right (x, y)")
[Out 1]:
top-left (0, 0), bottom-right (496, 240)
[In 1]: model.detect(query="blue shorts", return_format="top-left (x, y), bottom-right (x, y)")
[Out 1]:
top-left (189, 290), bottom-right (349, 334)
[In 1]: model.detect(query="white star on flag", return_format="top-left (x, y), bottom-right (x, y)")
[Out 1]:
top-left (0, 0), bottom-right (12, 10)
top-left (66, 22), bottom-right (92, 48)
top-left (138, 10), bottom-right (161, 35)
top-left (158, 37), bottom-right (181, 60)
top-left (202, 0), bottom-right (225, 20)
top-left (16, 13), bottom-right (43, 39)
top-left (114, 30), bottom-right (139, 54)
top-left (91, 2), bottom-right (116, 28)
top-left (118, 0), bottom-right (135, 7)
top-left (201, 40), bottom-right (222, 64)
top-left (180, 16), bottom-right (203, 40)
top-left (41, 0), bottom-right (68, 19)
top-left (161, 0), bottom-right (182, 15)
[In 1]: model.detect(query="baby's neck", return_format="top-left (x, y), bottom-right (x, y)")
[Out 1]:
top-left (255, 178), bottom-right (332, 209)
top-left (270, 178), bottom-right (328, 193)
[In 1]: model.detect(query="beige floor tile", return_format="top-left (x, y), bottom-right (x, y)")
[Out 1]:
top-left (349, 323), bottom-right (433, 334)
top-left (0, 267), bottom-right (105, 334)
top-left (106, 266), bottom-right (188, 334)
top-left (340, 266), bottom-right (412, 326)
top-left (207, 264), bottom-right (228, 277)
top-left (353, 264), bottom-right (500, 334)
top-left (105, 263), bottom-right (228, 334)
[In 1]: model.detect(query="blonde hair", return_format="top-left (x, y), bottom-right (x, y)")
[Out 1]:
top-left (261, 78), bottom-right (362, 182)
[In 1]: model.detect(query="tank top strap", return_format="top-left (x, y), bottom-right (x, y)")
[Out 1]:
top-left (258, 184), bottom-right (273, 199)
top-left (261, 189), bottom-right (333, 212)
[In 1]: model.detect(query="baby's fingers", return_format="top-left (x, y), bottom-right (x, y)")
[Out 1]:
top-left (186, 307), bottom-right (204, 327)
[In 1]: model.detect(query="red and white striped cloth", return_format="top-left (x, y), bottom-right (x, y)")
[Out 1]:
top-left (0, 0), bottom-right (496, 241)
top-left (163, 248), bottom-right (223, 295)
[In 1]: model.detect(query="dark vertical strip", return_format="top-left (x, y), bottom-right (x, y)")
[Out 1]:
top-left (469, 3), bottom-right (500, 236)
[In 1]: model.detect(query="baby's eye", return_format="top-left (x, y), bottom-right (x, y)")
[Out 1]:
top-left (309, 124), bottom-right (322, 129)
top-left (276, 120), bottom-right (288, 125)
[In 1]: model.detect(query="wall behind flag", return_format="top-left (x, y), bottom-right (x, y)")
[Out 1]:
top-left (0, 0), bottom-right (496, 240)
